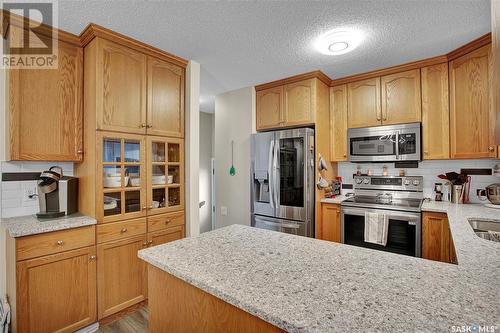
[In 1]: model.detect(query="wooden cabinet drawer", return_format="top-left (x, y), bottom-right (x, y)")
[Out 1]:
top-left (97, 218), bottom-right (146, 244)
top-left (148, 211), bottom-right (184, 233)
top-left (16, 226), bottom-right (95, 261)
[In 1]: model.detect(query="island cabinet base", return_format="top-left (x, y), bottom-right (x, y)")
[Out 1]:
top-left (147, 265), bottom-right (285, 333)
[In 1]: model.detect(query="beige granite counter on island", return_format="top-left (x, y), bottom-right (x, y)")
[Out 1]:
top-left (139, 201), bottom-right (500, 333)
top-left (1, 213), bottom-right (97, 238)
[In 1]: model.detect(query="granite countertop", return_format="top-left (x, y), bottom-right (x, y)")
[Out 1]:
top-left (139, 202), bottom-right (500, 333)
top-left (319, 194), bottom-right (350, 204)
top-left (1, 213), bottom-right (97, 238)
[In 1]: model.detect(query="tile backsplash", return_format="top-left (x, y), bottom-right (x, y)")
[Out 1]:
top-left (338, 159), bottom-right (500, 203)
top-left (0, 161), bottom-right (74, 218)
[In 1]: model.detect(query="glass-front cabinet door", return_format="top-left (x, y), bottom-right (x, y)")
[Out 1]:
top-left (147, 136), bottom-right (184, 215)
top-left (99, 132), bottom-right (146, 223)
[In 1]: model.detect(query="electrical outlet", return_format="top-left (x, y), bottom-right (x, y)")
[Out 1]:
top-left (24, 186), bottom-right (37, 201)
top-left (220, 206), bottom-right (228, 216)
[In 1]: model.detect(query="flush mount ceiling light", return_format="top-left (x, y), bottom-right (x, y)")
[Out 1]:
top-left (314, 29), bottom-right (364, 55)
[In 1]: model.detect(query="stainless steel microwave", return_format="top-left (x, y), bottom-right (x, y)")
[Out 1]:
top-left (348, 123), bottom-right (421, 162)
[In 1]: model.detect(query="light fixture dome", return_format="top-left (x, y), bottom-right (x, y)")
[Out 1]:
top-left (314, 28), bottom-right (363, 55)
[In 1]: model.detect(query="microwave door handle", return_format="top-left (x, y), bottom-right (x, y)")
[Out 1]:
top-left (268, 140), bottom-right (275, 208)
top-left (395, 131), bottom-right (400, 160)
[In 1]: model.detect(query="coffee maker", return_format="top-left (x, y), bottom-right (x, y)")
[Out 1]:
top-left (36, 166), bottom-right (78, 218)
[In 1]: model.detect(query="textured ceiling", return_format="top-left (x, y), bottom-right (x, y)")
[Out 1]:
top-left (58, 0), bottom-right (491, 113)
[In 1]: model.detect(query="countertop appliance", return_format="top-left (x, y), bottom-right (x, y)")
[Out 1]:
top-left (251, 128), bottom-right (315, 237)
top-left (36, 166), bottom-right (78, 218)
top-left (348, 123), bottom-right (421, 162)
top-left (341, 175), bottom-right (424, 257)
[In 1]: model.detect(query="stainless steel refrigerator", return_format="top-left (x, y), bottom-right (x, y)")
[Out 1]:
top-left (251, 128), bottom-right (315, 237)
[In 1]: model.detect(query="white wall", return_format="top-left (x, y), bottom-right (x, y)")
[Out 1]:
top-left (338, 159), bottom-right (500, 203)
top-left (199, 112), bottom-right (214, 233)
top-left (185, 61), bottom-right (201, 237)
top-left (214, 87), bottom-right (255, 228)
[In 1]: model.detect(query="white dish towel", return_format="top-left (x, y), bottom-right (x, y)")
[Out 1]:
top-left (364, 212), bottom-right (389, 246)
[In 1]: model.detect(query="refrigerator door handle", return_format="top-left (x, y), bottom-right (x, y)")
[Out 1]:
top-left (268, 140), bottom-right (275, 208)
top-left (273, 140), bottom-right (280, 209)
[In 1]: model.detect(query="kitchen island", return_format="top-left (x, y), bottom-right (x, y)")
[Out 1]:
top-left (138, 203), bottom-right (500, 333)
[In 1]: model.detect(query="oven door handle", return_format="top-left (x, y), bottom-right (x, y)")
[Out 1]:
top-left (341, 208), bottom-right (420, 222)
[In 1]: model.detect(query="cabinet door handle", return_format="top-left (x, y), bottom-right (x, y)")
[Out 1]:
top-left (56, 240), bottom-right (64, 246)
top-left (120, 228), bottom-right (127, 233)
top-left (142, 241), bottom-right (148, 246)
top-left (147, 124), bottom-right (153, 128)
top-left (89, 255), bottom-right (97, 261)
top-left (165, 219), bottom-right (171, 224)
top-left (488, 146), bottom-right (495, 152)
top-left (376, 108), bottom-right (381, 121)
top-left (148, 240), bottom-right (153, 245)
top-left (140, 123), bottom-right (147, 128)
top-left (77, 149), bottom-right (83, 154)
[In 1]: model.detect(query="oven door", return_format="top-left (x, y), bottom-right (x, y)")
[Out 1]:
top-left (348, 123), bottom-right (421, 162)
top-left (341, 207), bottom-right (421, 257)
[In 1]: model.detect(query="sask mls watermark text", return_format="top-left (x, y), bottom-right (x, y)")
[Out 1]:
top-left (1, 0), bottom-right (58, 69)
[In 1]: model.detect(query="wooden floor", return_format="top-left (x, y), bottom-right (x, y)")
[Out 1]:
top-left (97, 307), bottom-right (149, 333)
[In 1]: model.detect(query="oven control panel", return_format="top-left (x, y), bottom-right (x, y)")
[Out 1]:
top-left (353, 176), bottom-right (423, 192)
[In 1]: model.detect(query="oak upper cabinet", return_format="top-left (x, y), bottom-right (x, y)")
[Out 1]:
top-left (283, 79), bottom-right (316, 126)
top-left (256, 86), bottom-right (283, 130)
top-left (330, 85), bottom-right (348, 161)
top-left (320, 204), bottom-right (341, 242)
top-left (96, 38), bottom-right (147, 134)
top-left (347, 77), bottom-right (382, 128)
top-left (7, 25), bottom-right (83, 161)
top-left (147, 57), bottom-right (185, 137)
top-left (97, 234), bottom-right (148, 319)
top-left (450, 45), bottom-right (497, 158)
top-left (15, 246), bottom-right (97, 333)
top-left (421, 63), bottom-right (450, 160)
top-left (380, 69), bottom-right (421, 125)
top-left (422, 212), bottom-right (456, 264)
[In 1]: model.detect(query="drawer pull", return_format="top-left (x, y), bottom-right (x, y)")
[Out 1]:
top-left (89, 255), bottom-right (97, 261)
top-left (120, 228), bottom-right (128, 233)
top-left (488, 146), bottom-right (495, 152)
top-left (56, 240), bottom-right (64, 246)
top-left (148, 240), bottom-right (153, 245)
top-left (165, 219), bottom-right (171, 224)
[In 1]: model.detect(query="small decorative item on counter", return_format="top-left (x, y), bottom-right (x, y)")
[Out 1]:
top-left (399, 169), bottom-right (406, 176)
top-left (367, 169), bottom-right (373, 176)
top-left (382, 165), bottom-right (388, 176)
top-left (356, 165), bottom-right (362, 176)
top-left (434, 183), bottom-right (443, 201)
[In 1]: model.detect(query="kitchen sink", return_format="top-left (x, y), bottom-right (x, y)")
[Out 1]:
top-left (468, 219), bottom-right (500, 242)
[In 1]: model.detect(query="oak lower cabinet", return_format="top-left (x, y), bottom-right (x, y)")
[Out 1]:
top-left (449, 44), bottom-right (497, 159)
top-left (347, 77), bottom-right (381, 128)
top-left (96, 234), bottom-right (148, 319)
top-left (5, 24), bottom-right (83, 161)
top-left (421, 63), bottom-right (450, 160)
top-left (320, 204), bottom-right (341, 242)
top-left (330, 85), bottom-right (348, 161)
top-left (422, 212), bottom-right (457, 264)
top-left (6, 226), bottom-right (97, 333)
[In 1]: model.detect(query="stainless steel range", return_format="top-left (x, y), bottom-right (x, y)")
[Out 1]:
top-left (341, 176), bottom-right (424, 257)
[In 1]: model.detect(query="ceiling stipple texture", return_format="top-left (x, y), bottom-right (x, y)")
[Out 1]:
top-left (58, 0), bottom-right (491, 113)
